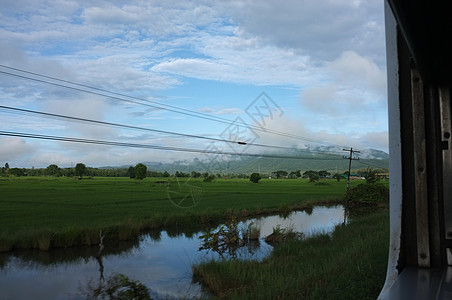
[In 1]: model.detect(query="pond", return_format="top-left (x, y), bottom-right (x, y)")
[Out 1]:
top-left (0, 205), bottom-right (345, 299)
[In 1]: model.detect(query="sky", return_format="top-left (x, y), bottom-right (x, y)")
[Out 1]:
top-left (0, 0), bottom-right (388, 168)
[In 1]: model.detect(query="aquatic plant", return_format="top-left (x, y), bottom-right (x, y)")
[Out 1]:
top-left (242, 222), bottom-right (260, 241)
top-left (264, 225), bottom-right (303, 246)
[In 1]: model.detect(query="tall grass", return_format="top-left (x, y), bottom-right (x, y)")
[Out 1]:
top-left (193, 211), bottom-right (389, 299)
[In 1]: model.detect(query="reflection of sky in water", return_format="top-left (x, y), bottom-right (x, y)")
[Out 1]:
top-left (247, 205), bottom-right (345, 237)
top-left (0, 206), bottom-right (344, 299)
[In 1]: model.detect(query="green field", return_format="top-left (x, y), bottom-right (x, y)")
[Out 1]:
top-left (0, 176), bottom-right (390, 298)
top-left (0, 176), bottom-right (367, 251)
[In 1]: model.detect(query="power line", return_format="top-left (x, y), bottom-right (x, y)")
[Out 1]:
top-left (0, 130), bottom-right (344, 161)
top-left (356, 159), bottom-right (388, 169)
top-left (0, 64), bottom-right (346, 147)
top-left (0, 105), bottom-right (345, 157)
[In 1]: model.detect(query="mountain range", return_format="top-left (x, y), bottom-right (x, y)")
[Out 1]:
top-left (139, 145), bottom-right (389, 175)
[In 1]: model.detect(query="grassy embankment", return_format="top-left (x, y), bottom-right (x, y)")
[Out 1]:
top-left (193, 210), bottom-right (389, 299)
top-left (0, 176), bottom-right (367, 251)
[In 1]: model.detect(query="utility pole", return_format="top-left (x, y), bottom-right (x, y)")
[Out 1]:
top-left (343, 148), bottom-right (360, 201)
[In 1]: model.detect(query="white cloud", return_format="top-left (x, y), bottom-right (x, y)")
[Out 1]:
top-left (299, 51), bottom-right (387, 133)
top-left (224, 0), bottom-right (385, 65)
top-left (42, 97), bottom-right (116, 140)
top-left (198, 107), bottom-right (242, 115)
top-left (0, 137), bottom-right (35, 161)
top-left (0, 0), bottom-right (389, 167)
top-left (361, 131), bottom-right (389, 151)
top-left (328, 50), bottom-right (386, 94)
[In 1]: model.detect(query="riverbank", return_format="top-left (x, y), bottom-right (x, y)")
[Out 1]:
top-left (193, 210), bottom-right (389, 299)
top-left (0, 176), bottom-right (376, 252)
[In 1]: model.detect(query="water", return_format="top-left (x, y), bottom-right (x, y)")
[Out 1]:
top-left (0, 205), bottom-right (344, 299)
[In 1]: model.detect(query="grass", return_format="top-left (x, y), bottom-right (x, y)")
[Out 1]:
top-left (0, 176), bottom-right (378, 251)
top-left (193, 210), bottom-right (389, 299)
top-left (264, 224), bottom-right (302, 246)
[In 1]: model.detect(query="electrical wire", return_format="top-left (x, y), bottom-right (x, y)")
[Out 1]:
top-left (0, 105), bottom-right (346, 157)
top-left (0, 130), bottom-right (344, 161)
top-left (0, 64), bottom-right (347, 147)
top-left (356, 159), bottom-right (388, 169)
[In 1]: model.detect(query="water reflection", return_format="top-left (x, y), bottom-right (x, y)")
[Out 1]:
top-left (0, 205), bottom-right (344, 299)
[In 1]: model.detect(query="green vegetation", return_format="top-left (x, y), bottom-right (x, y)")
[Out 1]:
top-left (75, 163), bottom-right (86, 178)
top-left (264, 224), bottom-right (302, 246)
top-left (134, 163), bottom-right (147, 180)
top-left (249, 172), bottom-right (261, 183)
top-left (0, 174), bottom-right (390, 298)
top-left (193, 211), bottom-right (389, 299)
top-left (347, 183), bottom-right (389, 206)
top-left (0, 176), bottom-right (370, 251)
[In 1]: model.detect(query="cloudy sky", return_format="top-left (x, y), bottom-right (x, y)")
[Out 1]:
top-left (0, 0), bottom-right (388, 168)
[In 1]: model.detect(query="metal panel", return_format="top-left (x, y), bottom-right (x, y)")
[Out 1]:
top-left (378, 3), bottom-right (404, 296)
top-left (381, 267), bottom-right (443, 299)
top-left (440, 86), bottom-right (452, 259)
top-left (411, 68), bottom-right (430, 267)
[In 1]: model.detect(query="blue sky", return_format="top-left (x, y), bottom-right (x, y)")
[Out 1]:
top-left (0, 0), bottom-right (388, 168)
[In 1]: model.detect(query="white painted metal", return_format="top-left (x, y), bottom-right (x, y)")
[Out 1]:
top-left (378, 2), bottom-right (403, 297)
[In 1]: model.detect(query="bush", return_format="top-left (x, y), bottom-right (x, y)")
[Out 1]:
top-left (309, 174), bottom-right (320, 182)
top-left (347, 183), bottom-right (389, 205)
top-left (249, 172), bottom-right (261, 183)
top-left (364, 167), bottom-right (379, 184)
top-left (203, 174), bottom-right (216, 182)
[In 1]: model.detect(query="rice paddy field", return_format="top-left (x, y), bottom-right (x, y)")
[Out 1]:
top-left (0, 176), bottom-right (354, 240)
top-left (0, 176), bottom-right (390, 299)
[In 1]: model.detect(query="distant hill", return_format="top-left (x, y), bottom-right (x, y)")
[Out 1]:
top-left (140, 145), bottom-right (389, 175)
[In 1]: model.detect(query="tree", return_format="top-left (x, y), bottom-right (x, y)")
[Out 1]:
top-left (75, 163), bottom-right (86, 179)
top-left (3, 162), bottom-right (9, 175)
top-left (249, 172), bottom-right (261, 183)
top-left (309, 174), bottom-right (320, 182)
top-left (191, 171), bottom-right (201, 178)
top-left (318, 170), bottom-right (331, 178)
top-left (303, 170), bottom-right (318, 179)
top-left (333, 173), bottom-right (341, 182)
top-left (134, 163), bottom-right (147, 180)
top-left (127, 166), bottom-right (135, 179)
top-left (289, 170), bottom-right (301, 179)
top-left (9, 168), bottom-right (24, 177)
top-left (175, 171), bottom-right (189, 177)
top-left (46, 164), bottom-right (61, 176)
top-left (203, 174), bottom-right (216, 182)
top-left (364, 167), bottom-right (379, 184)
top-left (273, 170), bottom-right (288, 179)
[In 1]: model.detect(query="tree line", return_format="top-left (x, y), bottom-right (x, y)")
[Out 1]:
top-left (1, 162), bottom-right (388, 182)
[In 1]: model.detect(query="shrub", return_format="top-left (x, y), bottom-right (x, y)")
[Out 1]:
top-left (203, 174), bottom-right (216, 182)
top-left (264, 225), bottom-right (303, 246)
top-left (347, 183), bottom-right (389, 205)
top-left (364, 167), bottom-right (379, 184)
top-left (309, 174), bottom-right (320, 182)
top-left (249, 173), bottom-right (261, 183)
